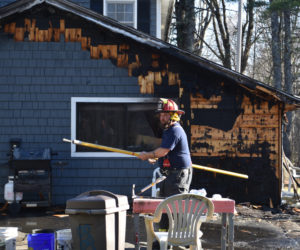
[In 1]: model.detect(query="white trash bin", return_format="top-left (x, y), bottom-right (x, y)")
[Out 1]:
top-left (56, 229), bottom-right (72, 250)
top-left (0, 227), bottom-right (18, 250)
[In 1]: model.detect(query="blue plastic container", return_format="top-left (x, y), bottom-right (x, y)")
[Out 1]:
top-left (27, 233), bottom-right (55, 250)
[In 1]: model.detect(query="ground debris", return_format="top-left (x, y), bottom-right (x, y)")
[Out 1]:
top-left (231, 203), bottom-right (300, 249)
top-left (235, 202), bottom-right (300, 223)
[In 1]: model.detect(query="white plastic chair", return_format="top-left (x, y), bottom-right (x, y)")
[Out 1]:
top-left (144, 193), bottom-right (214, 250)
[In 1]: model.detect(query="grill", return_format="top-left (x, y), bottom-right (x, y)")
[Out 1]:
top-left (9, 142), bottom-right (52, 208)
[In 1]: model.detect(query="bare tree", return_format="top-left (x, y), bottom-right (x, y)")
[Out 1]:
top-left (204, 0), bottom-right (232, 68)
top-left (268, 0), bottom-right (300, 161)
top-left (174, 0), bottom-right (196, 52)
top-left (193, 1), bottom-right (213, 56)
top-left (270, 0), bottom-right (282, 89)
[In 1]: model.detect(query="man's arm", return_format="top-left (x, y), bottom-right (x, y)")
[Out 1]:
top-left (138, 147), bottom-right (170, 161)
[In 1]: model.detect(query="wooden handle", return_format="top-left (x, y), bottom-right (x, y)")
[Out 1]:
top-left (192, 164), bottom-right (248, 179)
top-left (63, 138), bottom-right (139, 157)
top-left (63, 138), bottom-right (248, 179)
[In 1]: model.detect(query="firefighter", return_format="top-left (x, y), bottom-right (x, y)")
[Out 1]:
top-left (138, 98), bottom-right (193, 238)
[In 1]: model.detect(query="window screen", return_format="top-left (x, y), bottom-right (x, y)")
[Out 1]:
top-left (106, 2), bottom-right (134, 27)
top-left (76, 102), bottom-right (162, 153)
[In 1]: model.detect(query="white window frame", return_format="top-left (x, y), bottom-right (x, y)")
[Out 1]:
top-left (71, 97), bottom-right (159, 157)
top-left (103, 0), bottom-right (137, 29)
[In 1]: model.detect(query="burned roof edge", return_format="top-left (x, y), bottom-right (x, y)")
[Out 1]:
top-left (1, 0), bottom-right (300, 111)
top-left (161, 47), bottom-right (300, 111)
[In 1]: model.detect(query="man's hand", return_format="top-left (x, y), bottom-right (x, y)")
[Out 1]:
top-left (137, 151), bottom-right (149, 161)
top-left (148, 158), bottom-right (157, 164)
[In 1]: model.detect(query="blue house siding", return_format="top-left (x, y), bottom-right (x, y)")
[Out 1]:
top-left (0, 1), bottom-right (12, 7)
top-left (0, 0), bottom-right (90, 8)
top-left (0, 0), bottom-right (158, 37)
top-left (150, 0), bottom-right (157, 37)
top-left (0, 32), bottom-right (156, 204)
top-left (70, 0), bottom-right (90, 8)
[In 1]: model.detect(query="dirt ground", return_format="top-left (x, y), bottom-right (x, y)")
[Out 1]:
top-left (0, 199), bottom-right (300, 249)
top-left (231, 203), bottom-right (300, 249)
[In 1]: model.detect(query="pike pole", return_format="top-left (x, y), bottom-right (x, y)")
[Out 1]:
top-left (63, 138), bottom-right (248, 179)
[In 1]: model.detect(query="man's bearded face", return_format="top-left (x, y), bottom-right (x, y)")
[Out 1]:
top-left (160, 112), bottom-right (171, 128)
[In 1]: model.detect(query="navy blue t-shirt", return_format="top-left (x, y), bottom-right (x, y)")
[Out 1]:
top-left (158, 122), bottom-right (192, 169)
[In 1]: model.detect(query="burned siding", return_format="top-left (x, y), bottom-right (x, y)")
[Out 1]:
top-left (188, 81), bottom-right (282, 206)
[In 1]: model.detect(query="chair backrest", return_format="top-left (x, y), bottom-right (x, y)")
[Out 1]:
top-left (154, 193), bottom-right (214, 246)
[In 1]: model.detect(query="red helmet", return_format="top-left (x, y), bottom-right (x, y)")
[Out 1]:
top-left (156, 98), bottom-right (185, 115)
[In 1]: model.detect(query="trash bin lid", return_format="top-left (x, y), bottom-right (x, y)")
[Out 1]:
top-left (66, 190), bottom-right (129, 213)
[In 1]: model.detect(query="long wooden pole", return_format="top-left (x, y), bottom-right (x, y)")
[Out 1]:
top-left (63, 138), bottom-right (248, 179)
top-left (191, 164), bottom-right (248, 179)
top-left (63, 138), bottom-right (139, 156)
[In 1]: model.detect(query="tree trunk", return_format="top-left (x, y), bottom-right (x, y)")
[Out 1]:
top-left (241, 0), bottom-right (255, 73)
top-left (208, 0), bottom-right (231, 69)
top-left (175, 0), bottom-right (195, 52)
top-left (283, 10), bottom-right (292, 94)
top-left (283, 9), bottom-right (293, 159)
top-left (270, 0), bottom-right (282, 89)
top-left (194, 1), bottom-right (212, 56)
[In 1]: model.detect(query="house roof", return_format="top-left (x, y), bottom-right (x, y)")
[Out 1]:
top-left (1, 0), bottom-right (300, 111)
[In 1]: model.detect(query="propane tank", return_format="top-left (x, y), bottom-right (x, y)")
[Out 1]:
top-left (4, 176), bottom-right (23, 203)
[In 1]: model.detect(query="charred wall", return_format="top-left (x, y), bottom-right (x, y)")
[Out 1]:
top-left (188, 80), bottom-right (282, 206)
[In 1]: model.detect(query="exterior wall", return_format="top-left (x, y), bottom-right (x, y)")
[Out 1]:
top-left (69, 0), bottom-right (90, 8)
top-left (0, 0), bottom-right (157, 37)
top-left (188, 89), bottom-right (282, 205)
top-left (0, 1), bottom-right (13, 7)
top-left (0, 30), bottom-right (154, 205)
top-left (0, 1), bottom-right (91, 8)
top-left (150, 0), bottom-right (157, 37)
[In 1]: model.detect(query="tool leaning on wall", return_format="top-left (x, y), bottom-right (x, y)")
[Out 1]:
top-left (63, 138), bottom-right (249, 179)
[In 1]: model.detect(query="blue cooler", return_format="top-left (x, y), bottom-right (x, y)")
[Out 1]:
top-left (27, 229), bottom-right (55, 250)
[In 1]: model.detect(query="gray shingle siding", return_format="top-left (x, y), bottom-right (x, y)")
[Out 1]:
top-left (150, 0), bottom-right (157, 37)
top-left (1, 0), bottom-right (158, 37)
top-left (0, 32), bottom-right (156, 204)
top-left (0, 1), bottom-right (12, 7)
top-left (0, 0), bottom-right (90, 7)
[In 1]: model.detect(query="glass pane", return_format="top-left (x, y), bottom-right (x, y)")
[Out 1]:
top-left (117, 13), bottom-right (125, 22)
top-left (127, 106), bottom-right (161, 152)
top-left (117, 3), bottom-right (124, 12)
top-left (124, 13), bottom-right (133, 22)
top-left (76, 102), bottom-right (161, 152)
top-left (125, 4), bottom-right (133, 13)
top-left (76, 103), bottom-right (125, 151)
top-left (107, 3), bottom-right (115, 12)
top-left (107, 12), bottom-right (116, 19)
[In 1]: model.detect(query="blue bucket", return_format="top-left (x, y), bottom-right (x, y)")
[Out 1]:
top-left (27, 232), bottom-right (55, 250)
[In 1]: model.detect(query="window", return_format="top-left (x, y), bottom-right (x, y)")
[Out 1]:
top-left (71, 97), bottom-right (162, 157)
top-left (104, 0), bottom-right (137, 28)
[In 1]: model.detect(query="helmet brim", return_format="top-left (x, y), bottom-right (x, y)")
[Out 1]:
top-left (156, 109), bottom-right (185, 115)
